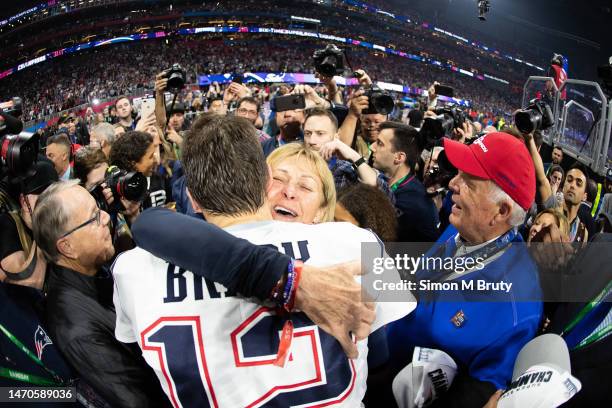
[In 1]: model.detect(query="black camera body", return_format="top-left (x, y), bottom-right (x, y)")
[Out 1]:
top-left (423, 149), bottom-right (457, 194)
top-left (363, 86), bottom-right (395, 115)
top-left (313, 44), bottom-right (345, 77)
top-left (91, 165), bottom-right (148, 213)
top-left (162, 63), bottom-right (186, 92)
top-left (514, 99), bottom-right (554, 134)
top-left (419, 106), bottom-right (466, 145)
top-left (1, 97), bottom-right (39, 182)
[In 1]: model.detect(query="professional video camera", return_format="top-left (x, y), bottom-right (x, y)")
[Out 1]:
top-left (90, 165), bottom-right (147, 213)
top-left (1, 97), bottom-right (39, 183)
top-left (514, 99), bottom-right (554, 134)
top-left (478, 0), bottom-right (491, 21)
top-left (162, 63), bottom-right (186, 92)
top-left (419, 106), bottom-right (467, 146)
top-left (313, 44), bottom-right (345, 77)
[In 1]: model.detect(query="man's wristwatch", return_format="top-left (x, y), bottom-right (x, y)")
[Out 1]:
top-left (351, 156), bottom-right (366, 172)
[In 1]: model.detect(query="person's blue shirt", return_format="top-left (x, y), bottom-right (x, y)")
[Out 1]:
top-left (393, 175), bottom-right (440, 242)
top-left (387, 225), bottom-right (543, 389)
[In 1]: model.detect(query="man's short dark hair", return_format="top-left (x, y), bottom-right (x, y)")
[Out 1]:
top-left (586, 178), bottom-right (598, 203)
top-left (46, 133), bottom-right (71, 152)
top-left (553, 145), bottom-right (563, 152)
top-left (182, 115), bottom-right (266, 215)
top-left (379, 121), bottom-right (420, 170)
top-left (188, 112), bottom-right (219, 136)
top-left (568, 162), bottom-right (590, 184)
top-left (237, 96), bottom-right (261, 113)
top-left (109, 131), bottom-right (153, 172)
top-left (115, 96), bottom-right (130, 108)
top-left (304, 107), bottom-right (338, 132)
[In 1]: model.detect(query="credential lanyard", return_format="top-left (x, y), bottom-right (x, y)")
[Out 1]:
top-left (427, 229), bottom-right (517, 282)
top-left (391, 174), bottom-right (415, 192)
top-left (0, 323), bottom-right (64, 386)
top-left (562, 280), bottom-right (612, 350)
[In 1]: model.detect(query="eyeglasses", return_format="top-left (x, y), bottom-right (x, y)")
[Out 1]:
top-left (59, 210), bottom-right (102, 239)
top-left (237, 108), bottom-right (258, 116)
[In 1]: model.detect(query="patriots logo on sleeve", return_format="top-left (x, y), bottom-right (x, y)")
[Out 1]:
top-left (34, 325), bottom-right (52, 360)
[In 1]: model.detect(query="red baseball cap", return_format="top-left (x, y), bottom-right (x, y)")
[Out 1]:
top-left (443, 132), bottom-right (535, 210)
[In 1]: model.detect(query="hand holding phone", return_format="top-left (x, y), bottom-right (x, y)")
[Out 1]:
top-left (273, 94), bottom-right (306, 112)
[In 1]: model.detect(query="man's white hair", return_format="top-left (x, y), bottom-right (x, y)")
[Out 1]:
top-left (488, 181), bottom-right (527, 226)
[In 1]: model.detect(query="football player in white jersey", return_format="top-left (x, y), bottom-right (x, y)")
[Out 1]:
top-left (112, 115), bottom-right (416, 407)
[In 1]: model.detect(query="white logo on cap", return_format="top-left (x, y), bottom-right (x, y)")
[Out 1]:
top-left (474, 135), bottom-right (488, 153)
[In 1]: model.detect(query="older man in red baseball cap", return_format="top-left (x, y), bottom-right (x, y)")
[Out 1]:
top-left (387, 132), bottom-right (543, 407)
top-left (444, 131), bottom-right (536, 244)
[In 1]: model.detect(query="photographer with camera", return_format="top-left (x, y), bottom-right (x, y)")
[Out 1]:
top-left (338, 69), bottom-right (394, 159)
top-left (74, 146), bottom-right (141, 251)
top-left (109, 130), bottom-right (170, 210)
top-left (516, 99), bottom-right (590, 243)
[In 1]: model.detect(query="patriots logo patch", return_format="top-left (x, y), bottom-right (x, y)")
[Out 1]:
top-left (34, 326), bottom-right (52, 360)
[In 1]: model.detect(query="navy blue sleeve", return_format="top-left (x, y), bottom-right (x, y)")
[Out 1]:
top-left (331, 104), bottom-right (349, 127)
top-left (131, 207), bottom-right (290, 300)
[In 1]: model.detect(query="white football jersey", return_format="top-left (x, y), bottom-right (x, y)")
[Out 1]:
top-left (112, 220), bottom-right (414, 407)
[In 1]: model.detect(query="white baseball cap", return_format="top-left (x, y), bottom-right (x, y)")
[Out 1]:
top-left (498, 334), bottom-right (581, 408)
top-left (392, 347), bottom-right (458, 408)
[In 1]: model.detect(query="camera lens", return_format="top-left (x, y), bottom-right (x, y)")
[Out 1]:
top-left (1, 134), bottom-right (39, 177)
top-left (117, 171), bottom-right (148, 202)
top-left (515, 110), bottom-right (540, 134)
top-left (318, 56), bottom-right (338, 77)
top-left (371, 92), bottom-right (395, 115)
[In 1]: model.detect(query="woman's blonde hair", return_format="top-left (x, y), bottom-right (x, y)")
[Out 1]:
top-left (535, 208), bottom-right (570, 239)
top-left (267, 143), bottom-right (336, 222)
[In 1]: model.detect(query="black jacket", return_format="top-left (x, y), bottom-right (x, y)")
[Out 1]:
top-left (44, 264), bottom-right (170, 408)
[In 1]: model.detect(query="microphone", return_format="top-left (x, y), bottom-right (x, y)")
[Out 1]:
top-left (498, 333), bottom-right (581, 408)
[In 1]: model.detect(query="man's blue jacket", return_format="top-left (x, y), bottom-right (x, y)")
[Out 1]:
top-left (387, 225), bottom-right (543, 389)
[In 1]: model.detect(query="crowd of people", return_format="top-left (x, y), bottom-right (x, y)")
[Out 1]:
top-left (0, 0), bottom-right (539, 125)
top-left (0, 0), bottom-right (541, 84)
top-left (1, 36), bottom-right (519, 125)
top-left (1, 1), bottom-right (611, 407)
top-left (1, 48), bottom-right (610, 407)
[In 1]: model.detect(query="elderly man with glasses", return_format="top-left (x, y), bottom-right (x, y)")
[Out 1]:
top-left (32, 180), bottom-right (170, 408)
